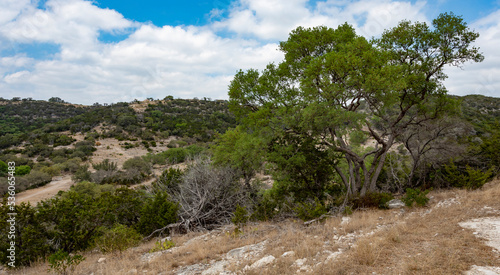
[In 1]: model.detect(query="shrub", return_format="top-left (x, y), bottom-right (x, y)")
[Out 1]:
top-left (40, 165), bottom-right (61, 177)
top-left (72, 164), bottom-right (91, 182)
top-left (94, 224), bottom-right (142, 254)
top-left (293, 198), bottom-right (328, 221)
top-left (18, 171), bottom-right (52, 190)
top-left (350, 192), bottom-right (394, 209)
top-left (232, 205), bottom-right (249, 228)
top-left (90, 169), bottom-right (116, 185)
top-left (149, 239), bottom-right (175, 253)
top-left (92, 159), bottom-right (117, 171)
top-left (47, 249), bottom-right (85, 275)
top-left (162, 148), bottom-right (187, 164)
top-left (402, 188), bottom-right (430, 207)
top-left (0, 160), bottom-right (7, 177)
top-left (123, 157), bottom-right (151, 175)
top-left (249, 190), bottom-right (279, 221)
top-left (61, 158), bottom-right (81, 173)
top-left (153, 168), bottom-right (183, 193)
top-left (0, 202), bottom-right (51, 267)
top-left (15, 165), bottom-right (31, 176)
top-left (137, 192), bottom-right (178, 236)
top-left (170, 157), bottom-right (249, 231)
top-left (444, 162), bottom-right (493, 190)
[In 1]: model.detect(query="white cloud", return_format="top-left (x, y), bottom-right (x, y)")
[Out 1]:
top-left (214, 0), bottom-right (429, 40)
top-left (0, 0), bottom-right (32, 25)
top-left (0, 0), bottom-right (498, 104)
top-left (444, 9), bottom-right (500, 97)
top-left (0, 0), bottom-right (133, 48)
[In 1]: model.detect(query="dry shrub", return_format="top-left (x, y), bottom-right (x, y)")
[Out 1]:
top-left (168, 156), bottom-right (251, 232)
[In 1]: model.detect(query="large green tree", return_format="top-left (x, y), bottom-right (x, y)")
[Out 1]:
top-left (227, 13), bottom-right (483, 196)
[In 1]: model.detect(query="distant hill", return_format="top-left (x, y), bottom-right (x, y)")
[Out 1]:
top-left (0, 97), bottom-right (236, 150)
top-left (459, 94), bottom-right (500, 134)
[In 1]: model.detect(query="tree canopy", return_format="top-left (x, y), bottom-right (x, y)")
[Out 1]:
top-left (225, 13), bottom-right (483, 196)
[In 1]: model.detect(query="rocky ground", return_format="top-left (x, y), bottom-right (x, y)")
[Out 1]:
top-left (8, 178), bottom-right (500, 275)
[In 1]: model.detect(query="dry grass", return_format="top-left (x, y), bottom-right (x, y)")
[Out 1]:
top-left (9, 179), bottom-right (500, 275)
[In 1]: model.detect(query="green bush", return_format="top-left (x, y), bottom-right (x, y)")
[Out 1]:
top-left (92, 159), bottom-right (117, 171)
top-left (137, 192), bottom-right (178, 236)
top-left (0, 160), bottom-right (7, 177)
top-left (94, 224), bottom-right (142, 254)
top-left (123, 157), bottom-right (151, 175)
top-left (293, 198), bottom-right (328, 221)
top-left (249, 190), bottom-right (279, 221)
top-left (40, 165), bottom-right (61, 177)
top-left (15, 165), bottom-right (31, 176)
top-left (18, 170), bottom-right (52, 190)
top-left (232, 205), bottom-right (249, 228)
top-left (161, 148), bottom-right (187, 164)
top-left (0, 202), bottom-right (51, 267)
top-left (153, 168), bottom-right (183, 193)
top-left (350, 192), bottom-right (394, 209)
top-left (149, 239), bottom-right (175, 253)
top-left (72, 164), bottom-right (91, 182)
top-left (444, 162), bottom-right (493, 190)
top-left (402, 188), bottom-right (430, 207)
top-left (47, 249), bottom-right (85, 275)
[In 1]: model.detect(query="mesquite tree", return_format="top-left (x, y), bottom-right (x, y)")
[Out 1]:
top-left (227, 13), bottom-right (483, 196)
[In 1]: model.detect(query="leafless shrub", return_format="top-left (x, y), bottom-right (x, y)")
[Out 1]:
top-left (167, 156), bottom-right (250, 232)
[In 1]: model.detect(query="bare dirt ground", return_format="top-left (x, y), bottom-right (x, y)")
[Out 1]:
top-left (15, 175), bottom-right (74, 205)
top-left (88, 137), bottom-right (175, 169)
top-left (14, 135), bottom-right (176, 204)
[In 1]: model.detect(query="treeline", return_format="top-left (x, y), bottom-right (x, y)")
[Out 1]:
top-left (0, 97), bottom-right (236, 150)
top-left (0, 97), bottom-right (89, 136)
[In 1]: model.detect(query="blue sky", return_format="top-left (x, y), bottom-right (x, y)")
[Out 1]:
top-left (1, 0), bottom-right (499, 104)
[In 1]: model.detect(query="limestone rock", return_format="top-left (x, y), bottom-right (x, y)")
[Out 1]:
top-left (249, 255), bottom-right (275, 269)
top-left (97, 257), bottom-right (106, 263)
top-left (387, 199), bottom-right (405, 209)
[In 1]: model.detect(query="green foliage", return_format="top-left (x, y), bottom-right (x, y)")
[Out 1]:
top-left (232, 205), bottom-right (249, 227)
top-left (37, 183), bottom-right (145, 252)
top-left (162, 148), bottom-right (187, 163)
top-left (444, 162), bottom-right (493, 190)
top-left (249, 190), bottom-right (279, 221)
top-left (153, 168), bottom-right (183, 193)
top-left (92, 159), bottom-right (117, 171)
top-left (402, 188), bottom-right (430, 207)
top-left (212, 126), bottom-right (266, 186)
top-left (47, 249), bottom-right (84, 275)
top-left (149, 239), bottom-right (175, 253)
top-left (350, 192), bottom-right (394, 209)
top-left (72, 164), bottom-right (91, 182)
top-left (268, 133), bottom-right (340, 202)
top-left (0, 201), bottom-right (51, 267)
top-left (1, 171), bottom-right (52, 195)
top-left (227, 13), bottom-right (482, 197)
top-left (123, 157), bottom-right (151, 175)
top-left (0, 160), bottom-right (7, 177)
top-left (14, 165), bottom-right (31, 176)
top-left (293, 199), bottom-right (328, 221)
top-left (137, 192), bottom-right (178, 236)
top-left (0, 99), bottom-right (88, 138)
top-left (94, 224), bottom-right (142, 254)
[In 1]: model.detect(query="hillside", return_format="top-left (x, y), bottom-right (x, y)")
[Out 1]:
top-left (1, 94), bottom-right (499, 274)
top-left (5, 178), bottom-right (500, 275)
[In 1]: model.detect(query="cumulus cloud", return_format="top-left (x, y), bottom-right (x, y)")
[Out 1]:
top-left (444, 9), bottom-right (500, 97)
top-left (0, 0), bottom-right (498, 104)
top-left (214, 0), bottom-right (428, 40)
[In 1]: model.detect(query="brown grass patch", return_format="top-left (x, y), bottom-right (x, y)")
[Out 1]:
top-left (9, 179), bottom-right (500, 275)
